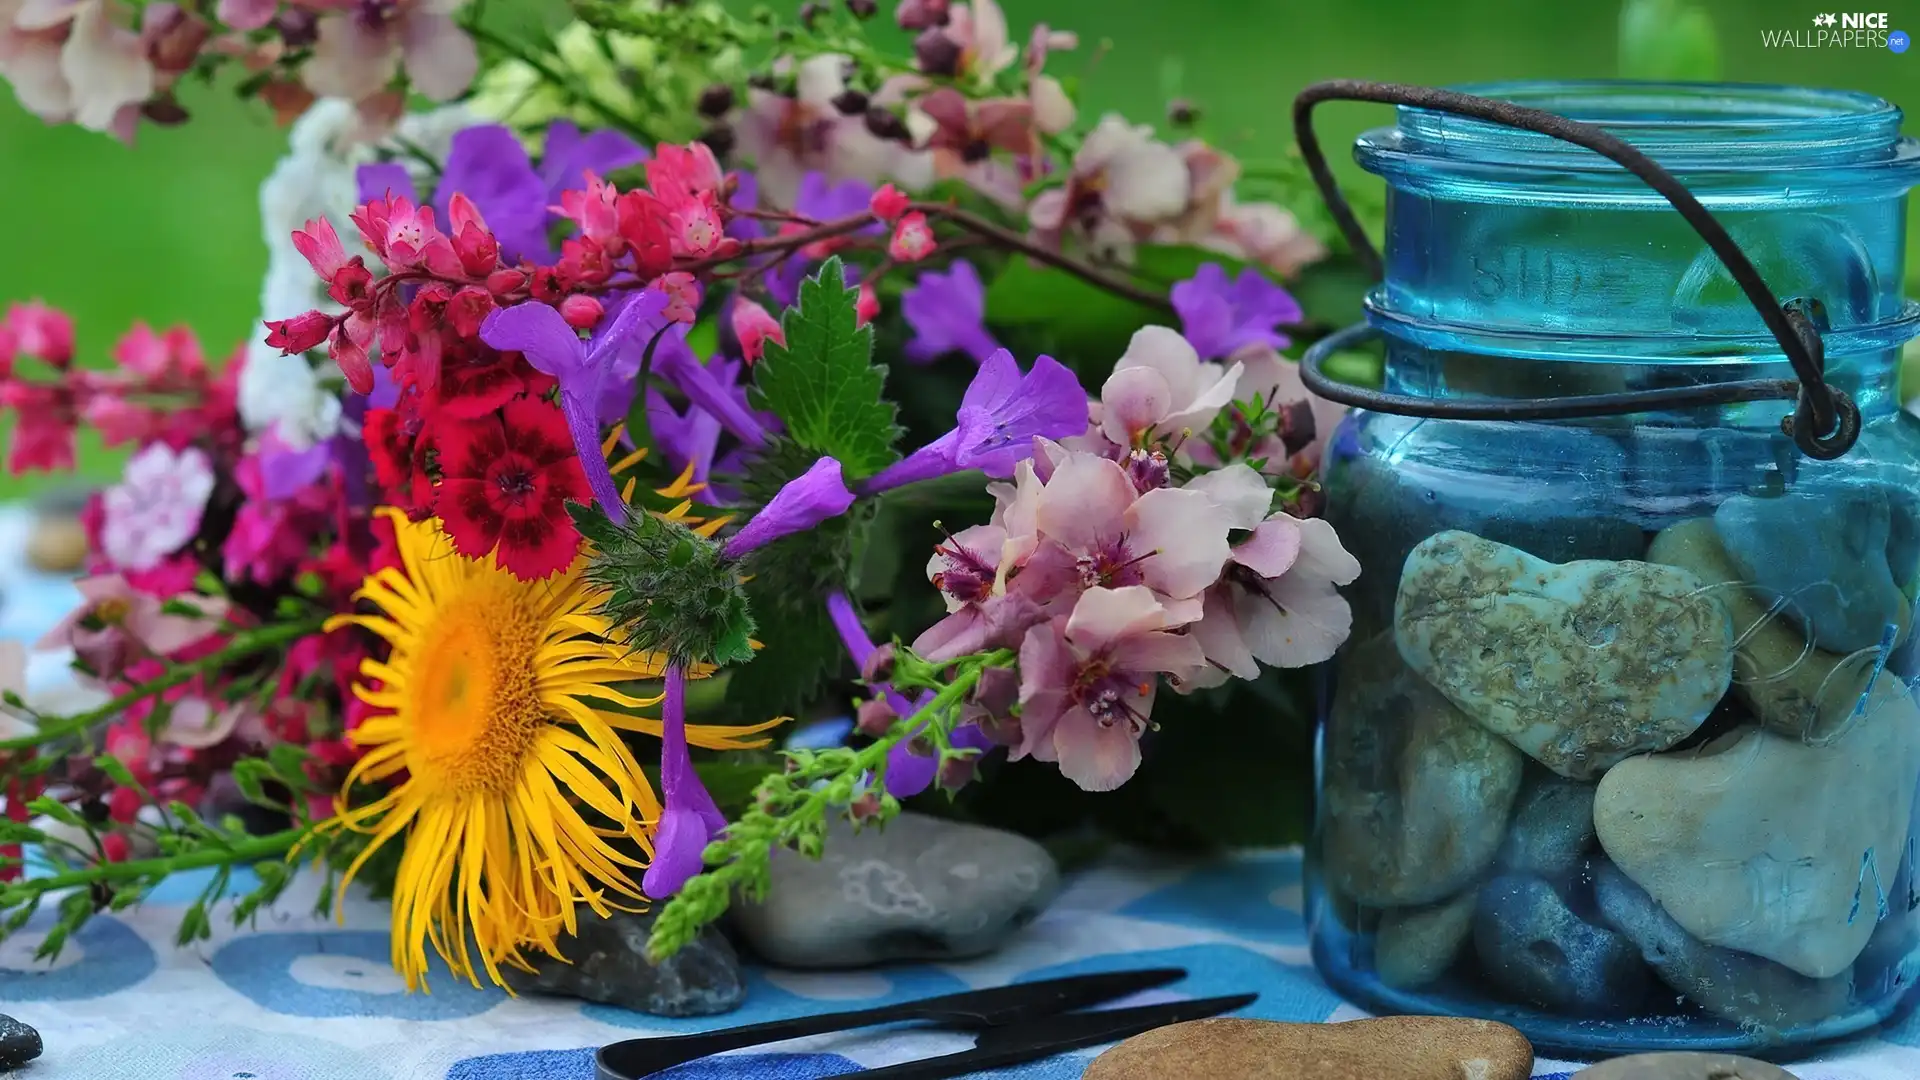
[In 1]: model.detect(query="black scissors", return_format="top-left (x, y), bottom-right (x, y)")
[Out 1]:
top-left (593, 967), bottom-right (1255, 1079)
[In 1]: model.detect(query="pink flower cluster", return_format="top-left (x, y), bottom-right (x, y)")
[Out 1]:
top-left (0, 0), bottom-right (477, 143)
top-left (0, 303), bottom-right (237, 476)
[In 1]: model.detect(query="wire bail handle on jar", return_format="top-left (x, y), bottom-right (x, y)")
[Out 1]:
top-left (1291, 79), bottom-right (1862, 461)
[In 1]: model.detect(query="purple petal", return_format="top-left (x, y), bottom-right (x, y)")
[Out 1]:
top-left (958, 347), bottom-right (1023, 413)
top-left (1171, 262), bottom-right (1304, 359)
top-left (355, 162), bottom-right (416, 207)
top-left (540, 120), bottom-right (648, 205)
top-left (858, 428), bottom-right (964, 495)
top-left (793, 171), bottom-right (883, 228)
top-left (954, 354), bottom-right (1087, 476)
top-left (647, 387), bottom-right (723, 483)
top-left (884, 713), bottom-right (941, 798)
top-left (721, 456), bottom-right (857, 559)
top-left (727, 172), bottom-right (763, 241)
top-left (435, 125), bottom-right (551, 263)
top-left (558, 390), bottom-right (627, 520)
top-left (826, 590), bottom-right (878, 663)
top-left (480, 303), bottom-right (588, 381)
top-left (654, 336), bottom-right (770, 448)
top-left (587, 288), bottom-right (672, 379)
top-left (901, 260), bottom-right (1000, 364)
top-left (258, 431), bottom-right (333, 501)
top-left (643, 665), bottom-right (728, 899)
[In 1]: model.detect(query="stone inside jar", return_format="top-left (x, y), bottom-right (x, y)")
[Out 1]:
top-left (1321, 483), bottom-right (1920, 1032)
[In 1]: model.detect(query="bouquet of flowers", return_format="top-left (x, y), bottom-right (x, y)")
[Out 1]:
top-left (0, 0), bottom-right (1379, 991)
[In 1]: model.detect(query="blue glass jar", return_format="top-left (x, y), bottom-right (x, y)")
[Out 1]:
top-left (1309, 81), bottom-right (1920, 1056)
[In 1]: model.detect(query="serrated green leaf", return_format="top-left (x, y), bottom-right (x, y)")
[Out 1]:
top-left (1619, 0), bottom-right (1721, 80)
top-left (751, 257), bottom-right (902, 482)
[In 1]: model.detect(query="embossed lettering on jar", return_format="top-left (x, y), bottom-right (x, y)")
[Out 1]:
top-left (1307, 81), bottom-right (1920, 1058)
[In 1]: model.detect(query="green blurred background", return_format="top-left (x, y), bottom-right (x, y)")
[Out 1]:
top-left (0, 0), bottom-right (1914, 496)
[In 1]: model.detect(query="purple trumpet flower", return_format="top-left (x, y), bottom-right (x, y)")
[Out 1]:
top-left (641, 664), bottom-right (728, 900)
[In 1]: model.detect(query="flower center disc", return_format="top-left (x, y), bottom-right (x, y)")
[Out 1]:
top-left (406, 581), bottom-right (546, 794)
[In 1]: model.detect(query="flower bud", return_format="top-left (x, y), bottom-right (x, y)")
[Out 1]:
top-left (868, 183), bottom-right (910, 223)
top-left (855, 697), bottom-right (896, 738)
top-left (832, 89), bottom-right (869, 115)
top-left (937, 753), bottom-right (978, 792)
top-left (729, 298), bottom-right (784, 363)
top-left (559, 294), bottom-right (605, 329)
top-left (895, 0), bottom-right (951, 30)
top-left (699, 124), bottom-right (736, 159)
top-left (847, 791), bottom-right (884, 824)
top-left (263, 311), bottom-right (333, 354)
top-left (975, 711), bottom-right (1023, 748)
top-left (142, 94), bottom-right (190, 126)
top-left (798, 1), bottom-right (824, 27)
top-left (107, 785), bottom-right (143, 825)
top-left (1167, 98), bottom-right (1200, 127)
top-left (865, 105), bottom-right (910, 142)
top-left (274, 7), bottom-right (318, 47)
top-left (697, 84), bottom-right (735, 117)
top-left (968, 665), bottom-right (1020, 720)
top-left (100, 832), bottom-right (132, 863)
top-left (913, 28), bottom-right (962, 76)
top-left (860, 642), bottom-right (897, 685)
top-left (846, 0), bottom-right (876, 18)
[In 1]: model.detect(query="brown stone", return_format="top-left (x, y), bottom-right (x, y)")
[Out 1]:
top-left (1571, 1051), bottom-right (1799, 1079)
top-left (25, 514), bottom-right (87, 573)
top-left (1079, 1015), bottom-right (1532, 1080)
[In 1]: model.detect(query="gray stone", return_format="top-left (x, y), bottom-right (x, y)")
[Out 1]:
top-left (1648, 519), bottom-right (1883, 744)
top-left (1593, 680), bottom-right (1920, 980)
top-left (0, 1014), bottom-right (40, 1069)
top-left (1592, 859), bottom-right (1851, 1033)
top-left (1571, 1052), bottom-right (1800, 1079)
top-left (1497, 769), bottom-right (1597, 881)
top-left (1472, 875), bottom-right (1648, 1014)
top-left (1716, 488), bottom-right (1914, 654)
top-left (1322, 631), bottom-right (1524, 907)
top-left (1081, 1015), bottom-right (1534, 1080)
top-left (505, 908), bottom-right (744, 1017)
top-left (1394, 531), bottom-right (1733, 779)
top-left (731, 811), bottom-right (1059, 968)
top-left (1376, 889), bottom-right (1478, 989)
top-left (1325, 432), bottom-right (1647, 636)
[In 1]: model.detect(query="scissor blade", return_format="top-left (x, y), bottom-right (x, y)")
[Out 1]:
top-left (821, 992), bottom-right (1258, 1080)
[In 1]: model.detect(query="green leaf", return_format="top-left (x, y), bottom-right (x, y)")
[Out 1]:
top-left (230, 759), bottom-right (288, 811)
top-left (92, 754), bottom-right (146, 795)
top-left (27, 796), bottom-right (85, 829)
top-left (265, 744), bottom-right (314, 790)
top-left (751, 257), bottom-right (902, 482)
top-left (1619, 0), bottom-right (1721, 80)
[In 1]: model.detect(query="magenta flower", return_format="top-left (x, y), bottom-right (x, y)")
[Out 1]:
top-left (480, 291), bottom-right (671, 520)
top-left (861, 349), bottom-right (1087, 494)
top-left (642, 664), bottom-right (728, 900)
top-left (902, 260), bottom-right (1002, 365)
top-left (1171, 263), bottom-right (1304, 361)
top-left (721, 456), bottom-right (857, 559)
top-left (1014, 585), bottom-right (1206, 791)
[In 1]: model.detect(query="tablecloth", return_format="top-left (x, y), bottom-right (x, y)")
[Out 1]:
top-left (4, 509), bottom-right (1920, 1080)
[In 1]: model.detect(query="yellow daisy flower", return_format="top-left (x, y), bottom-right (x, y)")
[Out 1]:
top-left (319, 502), bottom-right (776, 991)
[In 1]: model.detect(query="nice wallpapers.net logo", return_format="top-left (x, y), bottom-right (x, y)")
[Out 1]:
top-left (1760, 11), bottom-right (1910, 50)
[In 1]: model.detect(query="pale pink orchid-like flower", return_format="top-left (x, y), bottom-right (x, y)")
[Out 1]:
top-left (1023, 22), bottom-right (1076, 135)
top-left (2, 0), bottom-right (155, 142)
top-left (37, 573), bottom-right (229, 678)
top-left (302, 0), bottom-right (477, 107)
top-left (911, 86), bottom-right (1032, 208)
top-left (100, 442), bottom-right (215, 572)
top-left (735, 53), bottom-right (933, 208)
top-left (159, 698), bottom-right (260, 750)
top-left (1179, 463), bottom-right (1360, 688)
top-left (1202, 195), bottom-right (1328, 280)
top-left (1029, 114), bottom-right (1190, 262)
top-left (1099, 325), bottom-right (1243, 448)
top-left (943, 0), bottom-right (1017, 84)
top-left (1013, 585), bottom-right (1206, 791)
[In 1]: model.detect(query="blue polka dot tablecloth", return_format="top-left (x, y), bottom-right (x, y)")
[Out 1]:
top-left (4, 853), bottom-right (1920, 1080)
top-left (2, 512), bottom-right (1920, 1079)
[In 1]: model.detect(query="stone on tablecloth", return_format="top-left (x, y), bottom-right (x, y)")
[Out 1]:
top-left (505, 908), bottom-right (744, 1017)
top-left (730, 811), bottom-right (1058, 968)
top-left (0, 1013), bottom-right (42, 1069)
top-left (1080, 1015), bottom-right (1533, 1080)
top-left (1571, 1051), bottom-right (1800, 1079)
top-left (25, 513), bottom-right (87, 573)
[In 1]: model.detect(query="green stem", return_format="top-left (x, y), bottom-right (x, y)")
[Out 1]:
top-left (1, 617), bottom-right (327, 753)
top-left (8, 827), bottom-right (306, 895)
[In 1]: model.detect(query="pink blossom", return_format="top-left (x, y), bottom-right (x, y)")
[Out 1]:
top-left (1099, 326), bottom-right (1242, 448)
top-left (159, 698), bottom-right (258, 750)
top-left (1023, 22), bottom-right (1076, 135)
top-left (81, 393), bottom-right (154, 447)
top-left (1201, 195), bottom-right (1327, 280)
top-left (734, 53), bottom-right (932, 207)
top-left (910, 87), bottom-right (1031, 206)
top-left (0, 1), bottom-right (74, 125)
top-left (941, 0), bottom-right (1017, 84)
top-left (5, 403), bottom-right (75, 473)
top-left (4, 299), bottom-right (74, 365)
top-left (554, 171), bottom-right (622, 250)
top-left (1029, 114), bottom-right (1190, 261)
top-left (730, 298), bottom-right (784, 363)
top-left (1013, 585), bottom-right (1205, 791)
top-left (870, 183), bottom-right (910, 223)
top-left (646, 141), bottom-right (725, 208)
top-left (888, 211), bottom-right (936, 261)
top-left (52, 0), bottom-right (154, 142)
top-left (658, 272), bottom-right (700, 324)
top-left (37, 573), bottom-right (228, 676)
top-left (1180, 465), bottom-right (1360, 688)
top-left (302, 0), bottom-right (477, 105)
top-left (100, 442), bottom-right (214, 572)
top-left (215, 0), bottom-right (275, 31)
